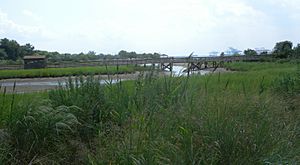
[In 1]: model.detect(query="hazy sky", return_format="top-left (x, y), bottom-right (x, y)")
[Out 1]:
top-left (0, 0), bottom-right (299, 55)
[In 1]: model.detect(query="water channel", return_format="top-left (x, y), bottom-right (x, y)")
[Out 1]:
top-left (0, 66), bottom-right (216, 93)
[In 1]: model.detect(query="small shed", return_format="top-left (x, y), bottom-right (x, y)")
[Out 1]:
top-left (23, 55), bottom-right (47, 69)
top-left (160, 54), bottom-right (168, 58)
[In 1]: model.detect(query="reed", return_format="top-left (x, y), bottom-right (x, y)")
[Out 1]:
top-left (0, 65), bottom-right (142, 79)
top-left (0, 61), bottom-right (299, 164)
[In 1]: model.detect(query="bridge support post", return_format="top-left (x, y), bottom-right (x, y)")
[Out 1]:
top-left (189, 62), bottom-right (202, 71)
top-left (204, 62), bottom-right (208, 68)
top-left (212, 61), bottom-right (217, 68)
top-left (161, 63), bottom-right (173, 72)
top-left (219, 61), bottom-right (224, 67)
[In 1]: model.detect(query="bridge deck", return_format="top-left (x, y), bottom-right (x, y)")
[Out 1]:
top-left (92, 55), bottom-right (269, 66)
top-left (0, 55), bottom-right (271, 70)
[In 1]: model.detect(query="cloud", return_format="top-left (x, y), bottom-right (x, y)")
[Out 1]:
top-left (55, 0), bottom-right (277, 54)
top-left (22, 9), bottom-right (42, 21)
top-left (0, 9), bottom-right (58, 40)
top-left (0, 9), bottom-right (40, 35)
top-left (0, 0), bottom-right (299, 54)
top-left (215, 1), bottom-right (265, 18)
top-left (273, 0), bottom-right (300, 9)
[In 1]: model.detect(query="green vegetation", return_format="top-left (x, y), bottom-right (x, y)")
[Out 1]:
top-left (244, 49), bottom-right (258, 56)
top-left (273, 41), bottom-right (294, 58)
top-left (0, 62), bottom-right (299, 164)
top-left (1, 38), bottom-right (300, 65)
top-left (0, 38), bottom-right (161, 63)
top-left (0, 65), bottom-right (140, 79)
top-left (0, 38), bottom-right (34, 61)
top-left (225, 62), bottom-right (297, 72)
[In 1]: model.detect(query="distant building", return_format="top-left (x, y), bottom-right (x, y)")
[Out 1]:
top-left (209, 51), bottom-right (219, 57)
top-left (23, 55), bottom-right (47, 69)
top-left (224, 47), bottom-right (242, 56)
top-left (160, 54), bottom-right (168, 58)
top-left (254, 48), bottom-right (271, 55)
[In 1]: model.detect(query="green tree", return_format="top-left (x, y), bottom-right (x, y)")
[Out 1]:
top-left (0, 48), bottom-right (8, 60)
top-left (20, 43), bottom-right (35, 56)
top-left (293, 44), bottom-right (300, 58)
top-left (118, 50), bottom-right (137, 59)
top-left (153, 53), bottom-right (161, 58)
top-left (0, 38), bottom-right (22, 60)
top-left (244, 49), bottom-right (257, 56)
top-left (118, 50), bottom-right (128, 58)
top-left (128, 51), bottom-right (137, 58)
top-left (87, 51), bottom-right (96, 56)
top-left (273, 41), bottom-right (293, 58)
top-left (260, 51), bottom-right (268, 55)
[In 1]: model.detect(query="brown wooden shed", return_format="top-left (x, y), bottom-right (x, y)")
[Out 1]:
top-left (23, 55), bottom-right (47, 69)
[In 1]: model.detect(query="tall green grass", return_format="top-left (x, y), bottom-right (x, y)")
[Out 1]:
top-left (0, 62), bottom-right (299, 164)
top-left (225, 61), bottom-right (298, 72)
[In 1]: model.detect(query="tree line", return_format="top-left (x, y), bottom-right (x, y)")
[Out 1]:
top-left (0, 38), bottom-right (161, 62)
top-left (0, 38), bottom-right (299, 63)
top-left (0, 38), bottom-right (34, 61)
top-left (244, 41), bottom-right (300, 58)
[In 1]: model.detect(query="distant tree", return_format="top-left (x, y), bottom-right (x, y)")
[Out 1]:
top-left (0, 48), bottom-right (8, 60)
top-left (118, 50), bottom-right (138, 59)
top-left (260, 51), bottom-right (268, 55)
top-left (0, 38), bottom-right (21, 60)
top-left (293, 44), bottom-right (300, 58)
top-left (87, 51), bottom-right (96, 56)
top-left (153, 53), bottom-right (161, 58)
top-left (118, 50), bottom-right (128, 58)
top-left (244, 49), bottom-right (258, 56)
top-left (78, 52), bottom-right (85, 56)
top-left (128, 51), bottom-right (137, 58)
top-left (20, 43), bottom-right (35, 57)
top-left (273, 41), bottom-right (293, 58)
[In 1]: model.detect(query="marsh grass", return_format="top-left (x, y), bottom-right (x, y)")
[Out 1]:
top-left (0, 62), bottom-right (299, 164)
top-left (0, 88), bottom-right (83, 164)
top-left (0, 65), bottom-right (142, 79)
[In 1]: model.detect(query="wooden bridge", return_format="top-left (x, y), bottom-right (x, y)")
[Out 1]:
top-left (0, 55), bottom-right (270, 70)
top-left (96, 55), bottom-right (270, 71)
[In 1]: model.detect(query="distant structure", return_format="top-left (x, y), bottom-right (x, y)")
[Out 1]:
top-left (254, 47), bottom-right (271, 54)
top-left (209, 51), bottom-right (219, 57)
top-left (224, 47), bottom-right (242, 56)
top-left (160, 54), bottom-right (168, 58)
top-left (23, 55), bottom-right (47, 69)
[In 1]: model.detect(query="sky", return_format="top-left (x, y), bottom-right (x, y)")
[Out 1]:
top-left (0, 0), bottom-right (300, 56)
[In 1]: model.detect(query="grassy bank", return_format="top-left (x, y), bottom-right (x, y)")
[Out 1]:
top-left (0, 62), bottom-right (299, 164)
top-left (0, 65), bottom-right (142, 79)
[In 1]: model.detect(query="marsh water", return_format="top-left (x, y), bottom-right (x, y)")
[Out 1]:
top-left (0, 66), bottom-right (216, 93)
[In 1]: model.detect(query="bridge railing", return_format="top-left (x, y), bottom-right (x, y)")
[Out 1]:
top-left (0, 55), bottom-right (272, 70)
